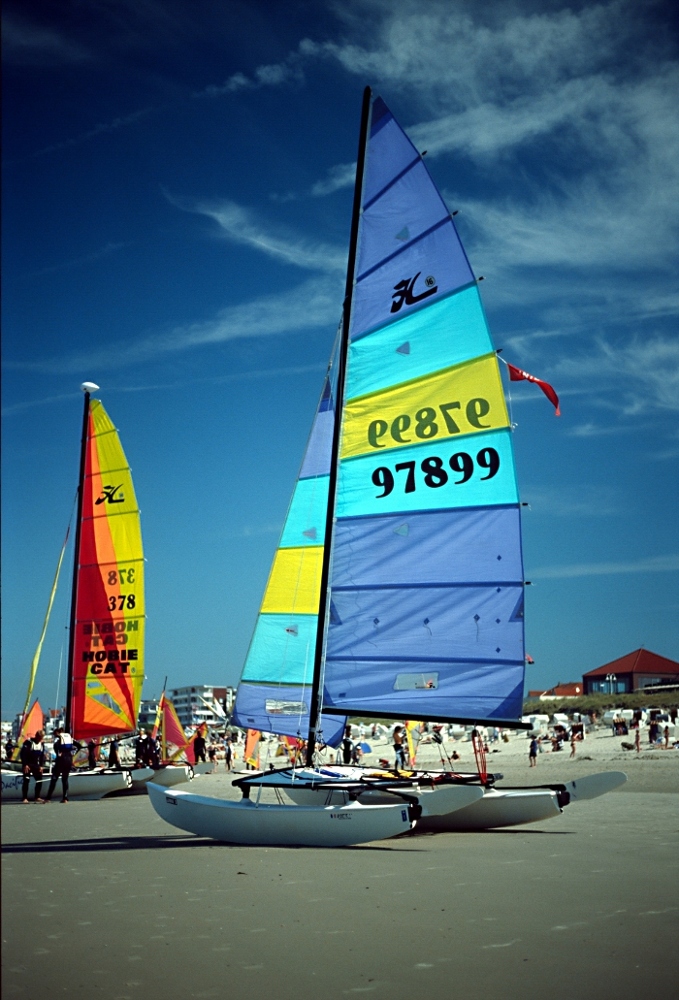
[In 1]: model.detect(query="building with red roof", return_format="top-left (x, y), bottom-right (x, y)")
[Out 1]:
top-left (582, 649), bottom-right (679, 695)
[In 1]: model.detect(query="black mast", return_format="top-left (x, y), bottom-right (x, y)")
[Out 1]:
top-left (65, 384), bottom-right (96, 735)
top-left (306, 86), bottom-right (372, 765)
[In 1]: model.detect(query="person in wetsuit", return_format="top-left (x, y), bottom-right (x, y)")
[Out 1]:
top-left (20, 730), bottom-right (46, 803)
top-left (44, 727), bottom-right (76, 803)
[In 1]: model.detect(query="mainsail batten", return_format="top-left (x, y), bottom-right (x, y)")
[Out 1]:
top-left (322, 95), bottom-right (526, 725)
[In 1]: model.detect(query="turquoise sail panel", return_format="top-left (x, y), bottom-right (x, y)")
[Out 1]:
top-left (232, 360), bottom-right (346, 746)
top-left (279, 477), bottom-right (330, 549)
top-left (346, 285), bottom-right (493, 400)
top-left (240, 614), bottom-right (319, 685)
top-left (323, 94), bottom-right (526, 724)
top-left (335, 430), bottom-right (518, 519)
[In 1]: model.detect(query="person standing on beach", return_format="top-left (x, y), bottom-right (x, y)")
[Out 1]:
top-left (193, 729), bottom-right (207, 764)
top-left (663, 725), bottom-right (670, 749)
top-left (224, 738), bottom-right (232, 771)
top-left (569, 733), bottom-right (577, 758)
top-left (393, 726), bottom-right (406, 770)
top-left (44, 727), bottom-right (75, 803)
top-left (635, 726), bottom-right (641, 753)
top-left (5, 735), bottom-right (15, 761)
top-left (87, 739), bottom-right (98, 770)
top-left (20, 730), bottom-right (46, 802)
top-left (529, 736), bottom-right (538, 767)
top-left (108, 737), bottom-right (122, 769)
top-left (342, 726), bottom-right (353, 765)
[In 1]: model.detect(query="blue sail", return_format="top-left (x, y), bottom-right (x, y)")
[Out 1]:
top-left (232, 360), bottom-right (346, 746)
top-left (321, 96), bottom-right (525, 724)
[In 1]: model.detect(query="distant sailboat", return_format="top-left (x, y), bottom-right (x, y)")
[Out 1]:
top-left (3, 385), bottom-right (137, 800)
top-left (148, 89), bottom-right (623, 843)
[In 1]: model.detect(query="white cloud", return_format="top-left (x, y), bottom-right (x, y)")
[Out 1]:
top-left (531, 553), bottom-right (679, 579)
top-left (2, 10), bottom-right (90, 64)
top-left (167, 194), bottom-right (346, 274)
top-left (36, 108), bottom-right (151, 156)
top-left (200, 58), bottom-right (303, 97)
top-left (7, 274), bottom-right (343, 373)
top-left (554, 335), bottom-right (679, 415)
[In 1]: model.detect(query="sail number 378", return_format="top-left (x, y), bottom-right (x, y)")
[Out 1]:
top-left (372, 448), bottom-right (500, 498)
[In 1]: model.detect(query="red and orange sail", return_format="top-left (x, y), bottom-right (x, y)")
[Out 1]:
top-left (69, 400), bottom-right (145, 740)
top-left (158, 694), bottom-right (192, 763)
top-left (12, 700), bottom-right (45, 760)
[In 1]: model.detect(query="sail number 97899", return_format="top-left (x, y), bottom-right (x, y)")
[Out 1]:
top-left (368, 398), bottom-right (491, 449)
top-left (371, 447), bottom-right (500, 498)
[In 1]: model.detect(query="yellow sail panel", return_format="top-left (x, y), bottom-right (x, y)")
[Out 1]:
top-left (260, 546), bottom-right (323, 615)
top-left (341, 353), bottom-right (509, 459)
top-left (71, 400), bottom-right (145, 741)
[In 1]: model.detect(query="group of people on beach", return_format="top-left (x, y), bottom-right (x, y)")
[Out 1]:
top-left (17, 727), bottom-right (77, 803)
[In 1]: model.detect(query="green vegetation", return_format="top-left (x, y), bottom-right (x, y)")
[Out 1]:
top-left (523, 691), bottom-right (678, 716)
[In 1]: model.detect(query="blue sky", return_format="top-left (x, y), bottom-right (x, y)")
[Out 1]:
top-left (2, 0), bottom-right (678, 719)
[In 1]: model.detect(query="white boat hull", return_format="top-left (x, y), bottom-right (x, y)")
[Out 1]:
top-left (1, 767), bottom-right (131, 801)
top-left (269, 766), bottom-right (628, 832)
top-left (146, 781), bottom-right (415, 846)
top-left (285, 779), bottom-right (484, 816)
top-left (417, 770), bottom-right (628, 831)
top-left (129, 765), bottom-right (193, 791)
top-left (418, 787), bottom-right (563, 831)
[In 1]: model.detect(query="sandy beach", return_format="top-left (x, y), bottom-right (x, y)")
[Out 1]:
top-left (2, 728), bottom-right (677, 999)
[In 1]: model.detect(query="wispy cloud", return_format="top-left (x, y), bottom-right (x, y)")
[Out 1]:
top-left (197, 56), bottom-right (304, 98)
top-left (1, 364), bottom-right (328, 417)
top-left (554, 335), bottom-right (679, 415)
top-left (532, 553), bottom-right (679, 579)
top-left (26, 242), bottom-right (130, 277)
top-left (6, 274), bottom-right (343, 374)
top-left (167, 194), bottom-right (345, 274)
top-left (36, 109), bottom-right (151, 156)
top-left (2, 10), bottom-right (90, 65)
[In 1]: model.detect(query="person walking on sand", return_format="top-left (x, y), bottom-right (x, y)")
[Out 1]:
top-left (44, 727), bottom-right (76, 803)
top-left (20, 730), bottom-right (46, 802)
top-left (663, 725), bottom-right (670, 749)
top-left (529, 736), bottom-right (538, 767)
top-left (570, 733), bottom-right (577, 758)
top-left (224, 738), bottom-right (232, 771)
top-left (635, 725), bottom-right (641, 753)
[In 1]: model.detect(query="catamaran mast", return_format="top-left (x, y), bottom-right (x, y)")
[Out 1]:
top-left (65, 382), bottom-right (98, 735)
top-left (306, 87), bottom-right (372, 764)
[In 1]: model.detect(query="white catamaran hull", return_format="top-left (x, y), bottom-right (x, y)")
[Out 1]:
top-left (279, 767), bottom-right (628, 831)
top-left (128, 765), bottom-right (193, 791)
top-left (1, 767), bottom-right (131, 801)
top-left (418, 771), bottom-right (628, 830)
top-left (269, 769), bottom-right (485, 817)
top-left (146, 781), bottom-right (415, 847)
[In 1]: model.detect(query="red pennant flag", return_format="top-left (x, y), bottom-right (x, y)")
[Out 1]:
top-left (507, 363), bottom-right (560, 416)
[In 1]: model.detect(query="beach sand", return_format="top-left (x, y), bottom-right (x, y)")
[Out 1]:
top-left (2, 729), bottom-right (677, 999)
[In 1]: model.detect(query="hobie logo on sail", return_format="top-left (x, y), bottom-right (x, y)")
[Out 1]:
top-left (391, 272), bottom-right (437, 313)
top-left (95, 484), bottom-right (125, 505)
